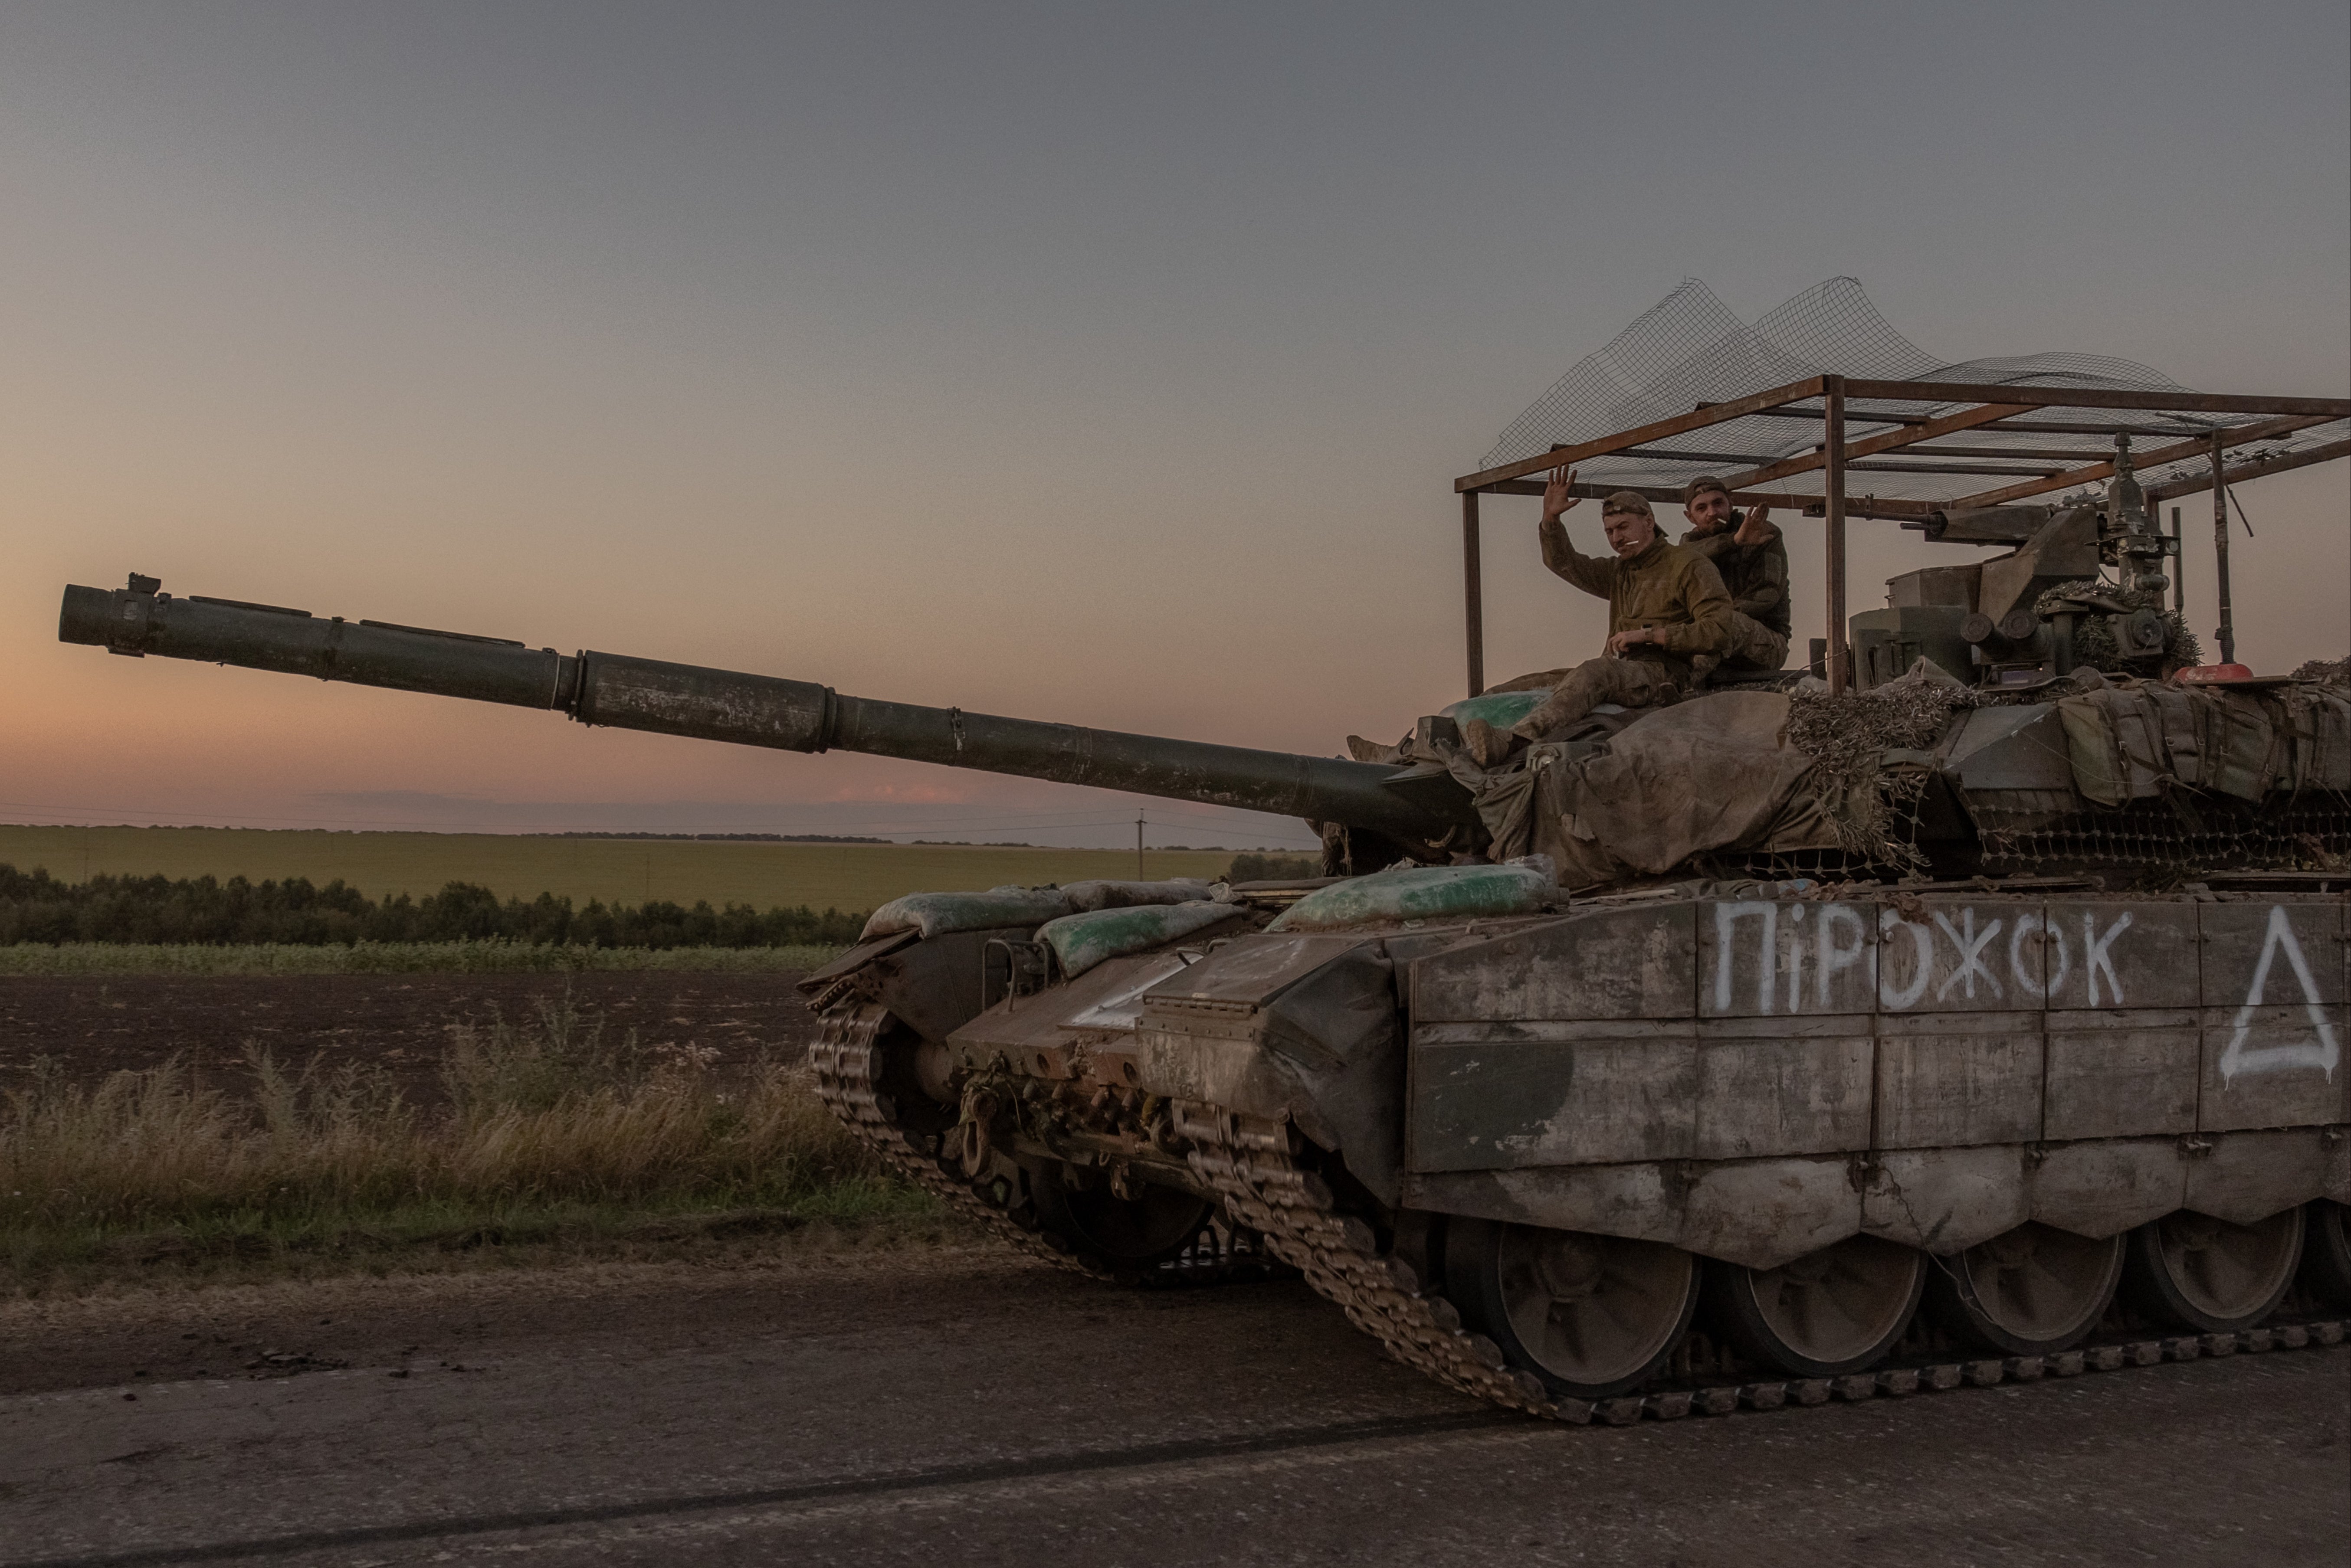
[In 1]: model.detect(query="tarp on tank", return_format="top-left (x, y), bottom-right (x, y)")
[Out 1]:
top-left (1037, 900), bottom-right (1246, 978)
top-left (1458, 691), bottom-right (1842, 886)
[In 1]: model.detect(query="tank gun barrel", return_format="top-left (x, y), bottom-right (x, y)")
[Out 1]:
top-left (59, 577), bottom-right (1471, 839)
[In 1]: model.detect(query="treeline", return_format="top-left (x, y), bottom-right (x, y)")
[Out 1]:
top-left (1226, 852), bottom-right (1321, 881)
top-left (0, 864), bottom-right (865, 949)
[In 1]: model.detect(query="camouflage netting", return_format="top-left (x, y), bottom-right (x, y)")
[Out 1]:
top-left (2030, 583), bottom-right (2203, 674)
top-left (1784, 662), bottom-right (1978, 869)
top-left (2073, 612), bottom-right (2200, 675)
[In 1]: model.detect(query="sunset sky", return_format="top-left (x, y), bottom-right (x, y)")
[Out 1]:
top-left (4, 2), bottom-right (2346, 849)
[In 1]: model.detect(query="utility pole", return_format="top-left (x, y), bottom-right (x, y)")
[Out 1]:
top-left (1135, 813), bottom-right (1146, 879)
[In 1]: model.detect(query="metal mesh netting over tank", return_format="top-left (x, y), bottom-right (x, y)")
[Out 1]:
top-left (1482, 277), bottom-right (2349, 504)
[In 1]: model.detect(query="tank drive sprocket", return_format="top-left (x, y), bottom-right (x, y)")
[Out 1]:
top-left (1172, 1101), bottom-right (1566, 1417)
top-left (811, 1001), bottom-right (1268, 1288)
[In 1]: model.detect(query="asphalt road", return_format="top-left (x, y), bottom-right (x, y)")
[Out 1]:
top-left (4, 1251), bottom-right (2345, 1568)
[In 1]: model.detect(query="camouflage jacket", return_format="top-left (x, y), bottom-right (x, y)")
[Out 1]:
top-left (1538, 522), bottom-right (1733, 683)
top-left (1679, 524), bottom-right (1791, 636)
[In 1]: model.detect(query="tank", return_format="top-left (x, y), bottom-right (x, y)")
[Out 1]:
top-left (54, 530), bottom-right (2351, 1421)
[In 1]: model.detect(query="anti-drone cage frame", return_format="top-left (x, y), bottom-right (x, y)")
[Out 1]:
top-left (1450, 376), bottom-right (2351, 696)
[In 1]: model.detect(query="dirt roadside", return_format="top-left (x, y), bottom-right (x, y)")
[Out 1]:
top-left (0, 1245), bottom-right (1035, 1398)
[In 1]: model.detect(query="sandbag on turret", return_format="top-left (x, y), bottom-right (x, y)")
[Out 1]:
top-left (1061, 878), bottom-right (1218, 913)
top-left (1267, 858), bottom-right (1558, 932)
top-left (1036, 900), bottom-right (1246, 977)
top-left (861, 885), bottom-right (1073, 941)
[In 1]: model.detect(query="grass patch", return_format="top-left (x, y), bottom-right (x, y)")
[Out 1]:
top-left (0, 993), bottom-right (940, 1292)
top-left (0, 941), bottom-right (846, 976)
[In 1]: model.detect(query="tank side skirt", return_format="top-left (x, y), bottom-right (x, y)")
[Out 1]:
top-left (1173, 1100), bottom-right (2350, 1425)
top-left (1401, 895), bottom-right (2350, 1262)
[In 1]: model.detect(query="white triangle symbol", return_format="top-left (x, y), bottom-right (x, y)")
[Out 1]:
top-left (2219, 904), bottom-right (2341, 1084)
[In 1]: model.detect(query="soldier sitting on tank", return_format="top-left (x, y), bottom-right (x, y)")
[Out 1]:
top-left (1459, 467), bottom-right (1734, 768)
top-left (1676, 475), bottom-right (1791, 679)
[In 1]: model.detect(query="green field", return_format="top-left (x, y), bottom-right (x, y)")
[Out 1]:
top-left (0, 825), bottom-right (1246, 914)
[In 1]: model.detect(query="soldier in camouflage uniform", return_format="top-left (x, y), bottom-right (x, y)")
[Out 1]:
top-left (1676, 475), bottom-right (1790, 678)
top-left (1460, 468), bottom-right (1734, 766)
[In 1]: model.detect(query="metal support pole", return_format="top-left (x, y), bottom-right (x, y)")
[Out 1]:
top-left (2169, 506), bottom-right (2184, 612)
top-left (1823, 377), bottom-right (1849, 694)
top-left (1136, 813), bottom-right (1145, 879)
top-left (1462, 489), bottom-right (1485, 697)
top-left (2211, 432), bottom-right (2236, 665)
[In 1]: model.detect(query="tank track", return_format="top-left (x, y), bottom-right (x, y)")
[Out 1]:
top-left (1173, 1101), bottom-right (1561, 1415)
top-left (809, 1002), bottom-right (1260, 1287)
top-left (1171, 1101), bottom-right (2351, 1426)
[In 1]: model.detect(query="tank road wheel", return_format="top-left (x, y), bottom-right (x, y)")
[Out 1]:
top-left (2299, 1201), bottom-right (2351, 1309)
top-left (1926, 1223), bottom-right (2125, 1355)
top-left (2123, 1208), bottom-right (2305, 1332)
top-left (1028, 1168), bottom-right (1220, 1283)
top-left (1444, 1220), bottom-right (1701, 1400)
top-left (1707, 1236), bottom-right (1926, 1378)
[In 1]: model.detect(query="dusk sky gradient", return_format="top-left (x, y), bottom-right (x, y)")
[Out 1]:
top-left (4, 2), bottom-right (2346, 848)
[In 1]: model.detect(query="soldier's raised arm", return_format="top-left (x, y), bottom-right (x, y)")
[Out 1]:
top-left (1537, 465), bottom-right (1612, 596)
top-left (1728, 505), bottom-right (1788, 622)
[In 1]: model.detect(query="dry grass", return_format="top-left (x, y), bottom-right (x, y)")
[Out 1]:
top-left (0, 996), bottom-right (939, 1290)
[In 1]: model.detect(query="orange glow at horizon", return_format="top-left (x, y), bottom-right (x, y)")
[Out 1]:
top-left (1, 7), bottom-right (2342, 849)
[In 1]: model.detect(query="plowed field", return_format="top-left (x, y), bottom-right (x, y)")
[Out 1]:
top-left (0, 970), bottom-right (820, 1105)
